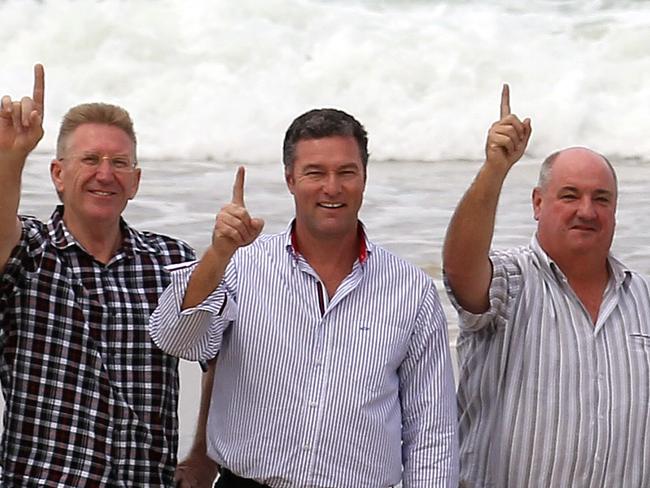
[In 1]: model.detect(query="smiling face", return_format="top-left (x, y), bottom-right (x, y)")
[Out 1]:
top-left (533, 147), bottom-right (617, 264)
top-left (50, 123), bottom-right (141, 231)
top-left (285, 135), bottom-right (366, 244)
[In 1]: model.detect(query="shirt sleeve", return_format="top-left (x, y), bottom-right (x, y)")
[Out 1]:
top-left (0, 218), bottom-right (42, 324)
top-left (400, 281), bottom-right (459, 488)
top-left (149, 260), bottom-right (237, 361)
top-left (444, 249), bottom-right (523, 334)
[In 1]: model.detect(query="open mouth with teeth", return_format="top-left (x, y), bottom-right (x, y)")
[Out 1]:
top-left (90, 190), bottom-right (116, 197)
top-left (319, 203), bottom-right (344, 209)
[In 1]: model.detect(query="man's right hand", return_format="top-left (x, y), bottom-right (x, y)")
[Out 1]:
top-left (0, 64), bottom-right (45, 163)
top-left (210, 166), bottom-right (264, 257)
top-left (485, 84), bottom-right (531, 173)
top-left (181, 166), bottom-right (265, 310)
top-left (0, 64), bottom-right (45, 270)
top-left (442, 84), bottom-right (532, 315)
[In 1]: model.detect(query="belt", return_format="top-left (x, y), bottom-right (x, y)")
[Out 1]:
top-left (218, 468), bottom-right (269, 487)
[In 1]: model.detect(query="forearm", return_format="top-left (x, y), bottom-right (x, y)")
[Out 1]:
top-left (174, 361), bottom-right (219, 488)
top-left (149, 263), bottom-right (231, 360)
top-left (0, 161), bottom-right (25, 267)
top-left (401, 293), bottom-right (459, 487)
top-left (402, 362), bottom-right (458, 487)
top-left (0, 64), bottom-right (44, 266)
top-left (189, 360), bottom-right (216, 453)
top-left (443, 162), bottom-right (508, 312)
top-left (182, 245), bottom-right (234, 309)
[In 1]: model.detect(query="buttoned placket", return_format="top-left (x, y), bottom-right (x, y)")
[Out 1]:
top-left (291, 253), bottom-right (367, 484)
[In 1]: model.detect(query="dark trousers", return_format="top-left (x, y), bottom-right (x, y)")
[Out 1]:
top-left (214, 468), bottom-right (269, 487)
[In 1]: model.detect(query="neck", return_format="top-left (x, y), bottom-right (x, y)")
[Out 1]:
top-left (63, 213), bottom-right (123, 264)
top-left (297, 229), bottom-right (360, 268)
top-left (552, 250), bottom-right (609, 285)
top-left (552, 252), bottom-right (610, 324)
top-left (294, 224), bottom-right (361, 297)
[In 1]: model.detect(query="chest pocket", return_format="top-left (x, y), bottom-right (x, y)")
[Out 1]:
top-left (347, 321), bottom-right (410, 393)
top-left (629, 333), bottom-right (650, 354)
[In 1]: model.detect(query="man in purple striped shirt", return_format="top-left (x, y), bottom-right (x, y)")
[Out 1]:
top-left (152, 108), bottom-right (459, 488)
top-left (445, 86), bottom-right (650, 486)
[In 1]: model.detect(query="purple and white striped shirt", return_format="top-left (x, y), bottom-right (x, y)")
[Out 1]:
top-left (150, 224), bottom-right (458, 488)
top-left (448, 236), bottom-right (650, 487)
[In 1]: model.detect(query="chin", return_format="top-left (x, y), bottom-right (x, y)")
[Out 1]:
top-left (86, 206), bottom-right (124, 223)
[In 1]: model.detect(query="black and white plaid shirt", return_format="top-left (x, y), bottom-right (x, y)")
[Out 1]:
top-left (0, 206), bottom-right (195, 486)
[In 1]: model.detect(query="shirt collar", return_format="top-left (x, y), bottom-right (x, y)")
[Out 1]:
top-left (530, 233), bottom-right (631, 288)
top-left (47, 205), bottom-right (158, 256)
top-left (284, 220), bottom-right (371, 264)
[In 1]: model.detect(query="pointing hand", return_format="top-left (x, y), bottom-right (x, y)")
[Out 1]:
top-left (485, 84), bottom-right (532, 172)
top-left (211, 166), bottom-right (265, 256)
top-left (0, 64), bottom-right (45, 162)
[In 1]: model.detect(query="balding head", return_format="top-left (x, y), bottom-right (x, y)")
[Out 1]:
top-left (532, 147), bottom-right (617, 267)
top-left (537, 147), bottom-right (617, 197)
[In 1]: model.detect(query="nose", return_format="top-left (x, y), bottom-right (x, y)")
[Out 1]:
top-left (576, 196), bottom-right (597, 219)
top-left (94, 157), bottom-right (116, 181)
top-left (323, 172), bottom-right (342, 195)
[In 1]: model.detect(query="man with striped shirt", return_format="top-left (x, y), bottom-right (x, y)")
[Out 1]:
top-left (444, 85), bottom-right (650, 487)
top-left (150, 108), bottom-right (459, 487)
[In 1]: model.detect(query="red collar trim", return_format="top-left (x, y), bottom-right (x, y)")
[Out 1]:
top-left (291, 224), bottom-right (368, 264)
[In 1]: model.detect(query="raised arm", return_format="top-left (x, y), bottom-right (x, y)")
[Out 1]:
top-left (0, 64), bottom-right (45, 269)
top-left (149, 167), bottom-right (264, 359)
top-left (443, 85), bottom-right (531, 313)
top-left (182, 166), bottom-right (264, 309)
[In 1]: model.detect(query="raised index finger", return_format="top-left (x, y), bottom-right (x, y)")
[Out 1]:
top-left (500, 83), bottom-right (510, 119)
top-left (33, 64), bottom-right (45, 117)
top-left (232, 166), bottom-right (246, 206)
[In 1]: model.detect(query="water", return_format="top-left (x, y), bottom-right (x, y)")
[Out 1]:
top-left (2, 0), bottom-right (650, 162)
top-left (3, 0), bottom-right (650, 464)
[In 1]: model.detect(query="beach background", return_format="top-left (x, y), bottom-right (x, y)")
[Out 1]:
top-left (2, 0), bottom-right (650, 457)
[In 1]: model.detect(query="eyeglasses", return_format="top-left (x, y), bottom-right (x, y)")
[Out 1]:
top-left (59, 153), bottom-right (138, 173)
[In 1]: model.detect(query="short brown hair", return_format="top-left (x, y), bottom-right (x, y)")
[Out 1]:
top-left (56, 102), bottom-right (137, 159)
top-left (282, 108), bottom-right (369, 173)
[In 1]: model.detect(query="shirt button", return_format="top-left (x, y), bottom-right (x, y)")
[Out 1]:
top-left (302, 444), bottom-right (311, 451)
top-left (309, 401), bottom-right (318, 408)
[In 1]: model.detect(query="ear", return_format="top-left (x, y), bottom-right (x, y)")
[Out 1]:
top-left (285, 169), bottom-right (295, 195)
top-left (127, 168), bottom-right (142, 200)
top-left (50, 158), bottom-right (65, 194)
top-left (532, 187), bottom-right (542, 221)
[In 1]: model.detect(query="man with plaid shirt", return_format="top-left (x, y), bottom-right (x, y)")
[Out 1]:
top-left (0, 65), bottom-right (194, 486)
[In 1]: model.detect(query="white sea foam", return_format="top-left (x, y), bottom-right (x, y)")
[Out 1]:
top-left (1, 0), bottom-right (650, 162)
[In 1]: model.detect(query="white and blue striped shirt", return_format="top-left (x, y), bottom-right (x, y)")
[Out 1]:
top-left (150, 224), bottom-right (458, 488)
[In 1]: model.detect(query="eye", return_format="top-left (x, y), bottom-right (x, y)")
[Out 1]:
top-left (82, 154), bottom-right (100, 165)
top-left (112, 158), bottom-right (130, 169)
top-left (560, 194), bottom-right (577, 200)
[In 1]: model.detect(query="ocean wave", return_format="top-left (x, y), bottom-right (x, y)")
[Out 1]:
top-left (1, 0), bottom-right (649, 162)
